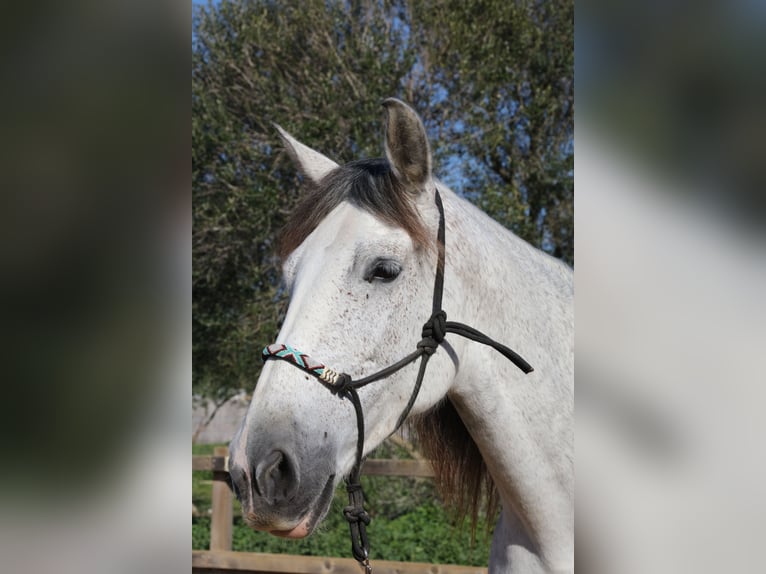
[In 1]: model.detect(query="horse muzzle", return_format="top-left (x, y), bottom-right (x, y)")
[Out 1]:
top-left (228, 437), bottom-right (337, 538)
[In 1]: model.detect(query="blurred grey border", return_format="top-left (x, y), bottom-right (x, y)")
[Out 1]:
top-left (577, 1), bottom-right (766, 572)
top-left (0, 1), bottom-right (190, 573)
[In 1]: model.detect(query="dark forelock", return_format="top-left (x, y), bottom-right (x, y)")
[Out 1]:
top-left (277, 158), bottom-right (430, 259)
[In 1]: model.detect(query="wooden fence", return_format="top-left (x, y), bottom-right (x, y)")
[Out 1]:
top-left (192, 447), bottom-right (487, 574)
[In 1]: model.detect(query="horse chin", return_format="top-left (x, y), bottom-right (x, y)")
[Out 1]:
top-left (270, 521), bottom-right (312, 539)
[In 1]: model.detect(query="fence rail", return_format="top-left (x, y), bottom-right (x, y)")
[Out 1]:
top-left (193, 448), bottom-right (484, 574)
top-left (193, 550), bottom-right (488, 574)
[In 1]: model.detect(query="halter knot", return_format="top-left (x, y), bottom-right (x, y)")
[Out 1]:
top-left (418, 310), bottom-right (447, 355)
top-left (422, 310), bottom-right (447, 342)
top-left (343, 505), bottom-right (371, 526)
top-left (329, 372), bottom-right (353, 395)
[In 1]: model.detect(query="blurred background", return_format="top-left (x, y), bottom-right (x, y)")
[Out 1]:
top-left (0, 0), bottom-right (763, 572)
top-left (576, 1), bottom-right (766, 572)
top-left (0, 1), bottom-right (189, 573)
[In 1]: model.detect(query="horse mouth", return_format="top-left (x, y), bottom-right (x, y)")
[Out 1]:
top-left (293, 472), bottom-right (336, 537)
top-left (251, 473), bottom-right (336, 539)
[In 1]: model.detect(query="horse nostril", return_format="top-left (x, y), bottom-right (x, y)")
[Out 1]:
top-left (254, 449), bottom-right (300, 504)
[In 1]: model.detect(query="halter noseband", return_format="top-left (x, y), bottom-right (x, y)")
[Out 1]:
top-left (262, 189), bottom-right (533, 572)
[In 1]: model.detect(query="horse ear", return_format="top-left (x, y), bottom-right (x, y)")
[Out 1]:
top-left (382, 98), bottom-right (432, 188)
top-left (274, 124), bottom-right (339, 184)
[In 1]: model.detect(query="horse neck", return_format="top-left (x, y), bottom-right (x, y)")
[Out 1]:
top-left (438, 186), bottom-right (574, 570)
top-left (439, 185), bottom-right (572, 371)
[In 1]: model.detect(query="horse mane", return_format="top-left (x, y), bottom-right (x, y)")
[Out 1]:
top-left (278, 158), bottom-right (431, 259)
top-left (412, 398), bottom-right (499, 538)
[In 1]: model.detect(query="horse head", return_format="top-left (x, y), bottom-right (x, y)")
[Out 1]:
top-left (228, 99), bottom-right (457, 538)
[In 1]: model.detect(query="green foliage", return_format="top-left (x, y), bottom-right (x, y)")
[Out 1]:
top-left (412, 0), bottom-right (574, 262)
top-left (192, 442), bottom-right (218, 516)
top-left (192, 0), bottom-right (573, 400)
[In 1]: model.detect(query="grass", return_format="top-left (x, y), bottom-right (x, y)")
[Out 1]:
top-left (192, 441), bottom-right (494, 565)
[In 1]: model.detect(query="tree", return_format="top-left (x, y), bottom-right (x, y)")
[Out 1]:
top-left (192, 0), bottom-right (573, 400)
top-left (412, 0), bottom-right (574, 263)
top-left (192, 0), bottom-right (420, 401)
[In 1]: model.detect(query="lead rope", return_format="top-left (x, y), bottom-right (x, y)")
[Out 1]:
top-left (262, 189), bottom-right (533, 573)
top-left (342, 386), bottom-right (372, 573)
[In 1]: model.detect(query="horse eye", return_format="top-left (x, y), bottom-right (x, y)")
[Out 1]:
top-left (365, 259), bottom-right (402, 283)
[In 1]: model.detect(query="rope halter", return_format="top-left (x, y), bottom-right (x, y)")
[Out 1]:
top-left (261, 189), bottom-right (533, 572)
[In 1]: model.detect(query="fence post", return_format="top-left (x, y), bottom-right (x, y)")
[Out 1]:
top-left (210, 446), bottom-right (233, 551)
